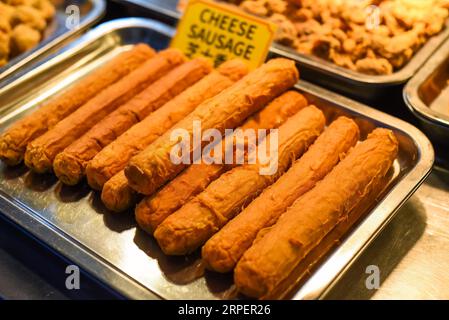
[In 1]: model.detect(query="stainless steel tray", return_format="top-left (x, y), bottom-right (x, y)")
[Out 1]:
top-left (112, 0), bottom-right (181, 21)
top-left (0, 0), bottom-right (106, 86)
top-left (404, 38), bottom-right (449, 168)
top-left (0, 18), bottom-right (434, 300)
top-left (113, 0), bottom-right (449, 102)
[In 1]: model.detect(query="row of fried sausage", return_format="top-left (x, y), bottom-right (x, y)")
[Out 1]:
top-left (0, 44), bottom-right (398, 298)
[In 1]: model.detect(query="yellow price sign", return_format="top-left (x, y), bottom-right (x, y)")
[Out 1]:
top-left (171, 0), bottom-right (277, 69)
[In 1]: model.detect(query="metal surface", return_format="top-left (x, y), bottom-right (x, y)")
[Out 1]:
top-left (115, 0), bottom-right (449, 101)
top-left (404, 37), bottom-right (449, 168)
top-left (327, 167), bottom-right (449, 300)
top-left (2, 170), bottom-right (448, 300)
top-left (0, 0), bottom-right (106, 86)
top-left (0, 18), bottom-right (434, 300)
top-left (113, 0), bottom-right (181, 21)
top-left (0, 214), bottom-right (121, 299)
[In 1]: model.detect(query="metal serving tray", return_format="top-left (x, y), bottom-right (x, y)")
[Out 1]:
top-left (404, 38), bottom-right (449, 168)
top-left (0, 0), bottom-right (105, 86)
top-left (113, 0), bottom-right (449, 102)
top-left (0, 18), bottom-right (434, 300)
top-left (112, 0), bottom-right (181, 21)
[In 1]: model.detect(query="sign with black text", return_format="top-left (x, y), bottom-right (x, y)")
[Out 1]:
top-left (171, 0), bottom-right (277, 69)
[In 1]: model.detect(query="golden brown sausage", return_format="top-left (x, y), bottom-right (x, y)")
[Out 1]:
top-left (135, 91), bottom-right (309, 234)
top-left (135, 164), bottom-right (225, 229)
top-left (24, 49), bottom-right (185, 173)
top-left (154, 105), bottom-right (325, 255)
top-left (125, 58), bottom-right (300, 196)
top-left (0, 44), bottom-right (155, 166)
top-left (99, 61), bottom-right (251, 213)
top-left (234, 128), bottom-right (398, 298)
top-left (202, 116), bottom-right (360, 273)
top-left (87, 59), bottom-right (248, 191)
top-left (100, 170), bottom-right (137, 212)
top-left (53, 58), bottom-right (212, 185)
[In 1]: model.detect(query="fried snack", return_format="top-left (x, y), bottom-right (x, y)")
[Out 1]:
top-left (104, 91), bottom-right (306, 214)
top-left (0, 30), bottom-right (9, 67)
top-left (53, 58), bottom-right (211, 185)
top-left (24, 49), bottom-right (185, 173)
top-left (234, 128), bottom-right (399, 298)
top-left (87, 59), bottom-right (248, 191)
top-left (125, 58), bottom-right (299, 196)
top-left (202, 116), bottom-right (360, 273)
top-left (31, 0), bottom-right (55, 21)
top-left (10, 24), bottom-right (40, 54)
top-left (135, 91), bottom-right (308, 234)
top-left (0, 0), bottom-right (55, 62)
top-left (236, 0), bottom-right (449, 74)
top-left (154, 105), bottom-right (325, 255)
top-left (0, 44), bottom-right (155, 166)
top-left (11, 5), bottom-right (46, 31)
top-left (0, 3), bottom-right (15, 23)
top-left (98, 61), bottom-right (249, 212)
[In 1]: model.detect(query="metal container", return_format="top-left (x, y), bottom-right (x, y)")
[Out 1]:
top-left (0, 18), bottom-right (434, 300)
top-left (112, 0), bottom-right (181, 21)
top-left (404, 38), bottom-right (449, 169)
top-left (0, 0), bottom-right (106, 86)
top-left (113, 0), bottom-right (449, 102)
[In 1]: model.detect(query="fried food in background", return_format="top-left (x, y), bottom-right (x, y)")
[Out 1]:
top-left (154, 105), bottom-right (325, 255)
top-left (11, 5), bottom-right (46, 31)
top-left (24, 48), bottom-right (179, 173)
top-left (53, 55), bottom-right (208, 186)
top-left (202, 116), bottom-right (360, 273)
top-left (0, 27), bottom-right (10, 67)
top-left (10, 24), bottom-right (40, 54)
top-left (228, 0), bottom-right (449, 75)
top-left (135, 91), bottom-right (309, 235)
top-left (135, 164), bottom-right (225, 233)
top-left (125, 58), bottom-right (299, 196)
top-left (234, 128), bottom-right (398, 298)
top-left (0, 44), bottom-right (155, 166)
top-left (0, 0), bottom-right (55, 64)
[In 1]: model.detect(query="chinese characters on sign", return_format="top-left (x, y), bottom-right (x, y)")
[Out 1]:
top-left (171, 0), bottom-right (277, 69)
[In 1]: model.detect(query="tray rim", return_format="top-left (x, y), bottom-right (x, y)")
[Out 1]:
top-left (0, 17), bottom-right (435, 300)
top-left (0, 0), bottom-right (106, 86)
top-left (292, 80), bottom-right (434, 299)
top-left (113, 0), bottom-right (449, 87)
top-left (404, 37), bottom-right (449, 128)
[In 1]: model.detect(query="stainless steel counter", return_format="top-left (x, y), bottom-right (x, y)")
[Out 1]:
top-left (327, 167), bottom-right (449, 300)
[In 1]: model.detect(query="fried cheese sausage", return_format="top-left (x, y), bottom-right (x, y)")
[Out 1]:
top-left (234, 128), bottom-right (398, 298)
top-left (135, 164), bottom-right (225, 230)
top-left (99, 61), bottom-right (250, 212)
top-left (24, 49), bottom-right (185, 173)
top-left (154, 105), bottom-right (325, 255)
top-left (53, 58), bottom-right (212, 185)
top-left (0, 44), bottom-right (155, 166)
top-left (202, 116), bottom-right (360, 273)
top-left (135, 91), bottom-right (309, 234)
top-left (87, 59), bottom-right (248, 191)
top-left (125, 58), bottom-right (300, 196)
